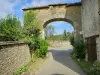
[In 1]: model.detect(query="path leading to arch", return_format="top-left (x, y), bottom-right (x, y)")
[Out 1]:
top-left (37, 48), bottom-right (86, 75)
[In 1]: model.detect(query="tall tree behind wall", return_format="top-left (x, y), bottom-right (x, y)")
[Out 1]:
top-left (63, 30), bottom-right (67, 40)
top-left (45, 25), bottom-right (55, 39)
top-left (0, 14), bottom-right (23, 41)
top-left (24, 10), bottom-right (43, 39)
top-left (63, 30), bottom-right (73, 40)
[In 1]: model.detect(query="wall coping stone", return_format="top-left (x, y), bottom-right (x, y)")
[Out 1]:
top-left (22, 2), bottom-right (82, 11)
top-left (0, 41), bottom-right (28, 46)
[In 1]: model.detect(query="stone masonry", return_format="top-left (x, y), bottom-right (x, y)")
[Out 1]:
top-left (22, 2), bottom-right (82, 41)
top-left (82, 0), bottom-right (100, 61)
top-left (0, 42), bottom-right (31, 75)
top-left (23, 1), bottom-right (100, 61)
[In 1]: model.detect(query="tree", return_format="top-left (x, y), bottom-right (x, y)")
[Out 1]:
top-left (24, 10), bottom-right (44, 51)
top-left (0, 14), bottom-right (23, 41)
top-left (63, 30), bottom-right (67, 40)
top-left (63, 30), bottom-right (73, 40)
top-left (67, 32), bottom-right (72, 39)
top-left (24, 10), bottom-right (43, 38)
top-left (45, 25), bottom-right (55, 39)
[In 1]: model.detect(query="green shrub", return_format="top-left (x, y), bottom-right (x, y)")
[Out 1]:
top-left (28, 38), bottom-right (35, 53)
top-left (28, 38), bottom-right (42, 54)
top-left (90, 61), bottom-right (100, 75)
top-left (0, 14), bottom-right (24, 41)
top-left (70, 35), bottom-right (74, 47)
top-left (35, 39), bottom-right (48, 58)
top-left (13, 65), bottom-right (27, 75)
top-left (73, 39), bottom-right (86, 59)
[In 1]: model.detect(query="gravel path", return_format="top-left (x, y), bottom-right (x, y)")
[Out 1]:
top-left (37, 48), bottom-right (86, 75)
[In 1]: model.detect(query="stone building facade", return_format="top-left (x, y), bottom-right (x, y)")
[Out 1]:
top-left (82, 0), bottom-right (100, 61)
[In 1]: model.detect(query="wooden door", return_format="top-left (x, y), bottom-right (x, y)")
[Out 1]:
top-left (87, 37), bottom-right (97, 62)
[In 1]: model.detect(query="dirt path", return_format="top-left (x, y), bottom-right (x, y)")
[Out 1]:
top-left (37, 48), bottom-right (86, 75)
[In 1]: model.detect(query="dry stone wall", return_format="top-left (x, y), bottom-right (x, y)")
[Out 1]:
top-left (0, 42), bottom-right (31, 75)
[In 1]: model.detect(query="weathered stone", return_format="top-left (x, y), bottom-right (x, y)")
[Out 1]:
top-left (0, 42), bottom-right (31, 75)
top-left (23, 2), bottom-right (82, 41)
top-left (82, 0), bottom-right (100, 38)
top-left (22, 1), bottom-right (100, 62)
top-left (82, 0), bottom-right (100, 61)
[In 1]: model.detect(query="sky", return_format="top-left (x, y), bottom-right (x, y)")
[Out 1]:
top-left (48, 21), bottom-right (74, 35)
top-left (0, 0), bottom-right (81, 34)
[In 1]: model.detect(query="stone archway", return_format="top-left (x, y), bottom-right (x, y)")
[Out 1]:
top-left (23, 2), bottom-right (82, 41)
top-left (42, 18), bottom-right (74, 39)
top-left (43, 18), bottom-right (73, 28)
top-left (22, 1), bottom-right (100, 62)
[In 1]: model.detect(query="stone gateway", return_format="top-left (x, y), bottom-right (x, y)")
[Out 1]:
top-left (23, 0), bottom-right (100, 62)
top-left (22, 2), bottom-right (82, 41)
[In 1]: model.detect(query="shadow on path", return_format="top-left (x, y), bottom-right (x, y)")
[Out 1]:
top-left (49, 49), bottom-right (85, 75)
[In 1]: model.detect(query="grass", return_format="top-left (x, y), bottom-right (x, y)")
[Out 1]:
top-left (27, 53), bottom-right (49, 73)
top-left (13, 65), bottom-right (28, 75)
top-left (71, 54), bottom-right (93, 75)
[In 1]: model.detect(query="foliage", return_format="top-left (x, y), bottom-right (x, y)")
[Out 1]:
top-left (48, 34), bottom-right (63, 40)
top-left (73, 39), bottom-right (86, 59)
top-left (24, 27), bottom-right (41, 52)
top-left (35, 39), bottom-right (48, 58)
top-left (13, 65), bottom-right (27, 75)
top-left (0, 14), bottom-right (24, 41)
top-left (47, 32), bottom-right (73, 41)
top-left (90, 61), bottom-right (100, 75)
top-left (62, 30), bottom-right (72, 40)
top-left (24, 10), bottom-right (36, 29)
top-left (24, 10), bottom-right (42, 39)
top-left (28, 38), bottom-right (35, 53)
top-left (45, 25), bottom-right (73, 41)
top-left (66, 32), bottom-right (73, 40)
top-left (69, 34), bottom-right (74, 46)
top-left (71, 55), bottom-right (93, 75)
top-left (72, 54), bottom-right (100, 75)
top-left (63, 30), bottom-right (67, 40)
top-left (45, 25), bottom-right (55, 39)
top-left (24, 10), bottom-right (44, 53)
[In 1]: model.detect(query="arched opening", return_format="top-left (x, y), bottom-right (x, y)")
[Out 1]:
top-left (43, 18), bottom-right (74, 48)
top-left (43, 18), bottom-right (73, 28)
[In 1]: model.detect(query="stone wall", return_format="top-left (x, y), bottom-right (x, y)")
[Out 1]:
top-left (48, 41), bottom-right (72, 49)
top-left (23, 3), bottom-right (82, 40)
top-left (97, 0), bottom-right (100, 61)
top-left (0, 42), bottom-right (31, 75)
top-left (82, 0), bottom-right (100, 61)
top-left (82, 0), bottom-right (99, 38)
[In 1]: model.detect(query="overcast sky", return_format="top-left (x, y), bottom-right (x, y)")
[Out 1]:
top-left (0, 0), bottom-right (81, 34)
